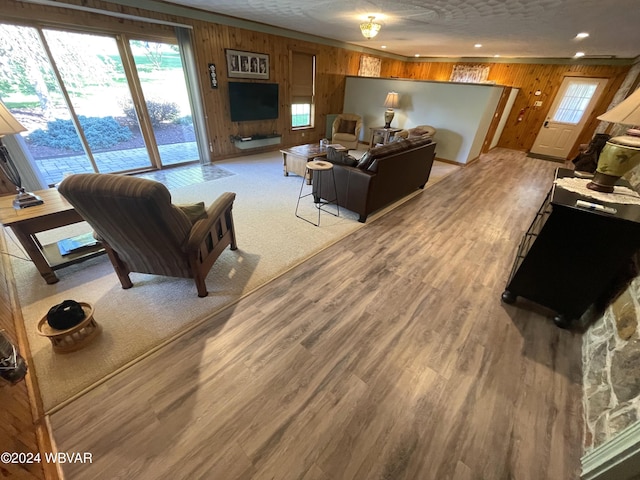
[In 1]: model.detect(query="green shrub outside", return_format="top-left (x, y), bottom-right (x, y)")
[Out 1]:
top-left (27, 116), bottom-right (132, 151)
top-left (122, 99), bottom-right (180, 127)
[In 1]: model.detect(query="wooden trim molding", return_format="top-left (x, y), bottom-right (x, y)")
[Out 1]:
top-left (582, 421), bottom-right (640, 480)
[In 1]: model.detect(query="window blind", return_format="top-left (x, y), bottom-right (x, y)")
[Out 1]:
top-left (291, 52), bottom-right (314, 104)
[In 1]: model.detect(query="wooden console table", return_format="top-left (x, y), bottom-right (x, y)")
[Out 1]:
top-left (502, 168), bottom-right (640, 328)
top-left (0, 188), bottom-right (104, 284)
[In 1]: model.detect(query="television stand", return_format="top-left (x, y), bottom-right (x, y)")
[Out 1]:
top-left (231, 133), bottom-right (281, 150)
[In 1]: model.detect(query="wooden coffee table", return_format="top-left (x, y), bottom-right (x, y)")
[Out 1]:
top-left (281, 143), bottom-right (346, 184)
top-left (0, 188), bottom-right (104, 284)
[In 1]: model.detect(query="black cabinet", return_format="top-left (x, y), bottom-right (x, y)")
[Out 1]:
top-left (502, 168), bottom-right (640, 328)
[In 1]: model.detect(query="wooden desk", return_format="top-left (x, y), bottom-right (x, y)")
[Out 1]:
top-left (369, 127), bottom-right (403, 147)
top-left (0, 188), bottom-right (104, 284)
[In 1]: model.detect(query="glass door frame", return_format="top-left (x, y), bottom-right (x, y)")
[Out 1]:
top-left (2, 19), bottom-right (206, 184)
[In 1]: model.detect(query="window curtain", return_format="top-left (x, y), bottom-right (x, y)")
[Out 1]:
top-left (175, 27), bottom-right (209, 165)
top-left (450, 64), bottom-right (490, 83)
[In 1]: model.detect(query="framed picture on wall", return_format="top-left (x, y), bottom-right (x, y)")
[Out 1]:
top-left (225, 49), bottom-right (269, 80)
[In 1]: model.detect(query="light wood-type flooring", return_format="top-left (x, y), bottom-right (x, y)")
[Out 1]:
top-left (49, 149), bottom-right (583, 479)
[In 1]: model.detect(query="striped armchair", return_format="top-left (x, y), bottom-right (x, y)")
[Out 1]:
top-left (59, 174), bottom-right (237, 297)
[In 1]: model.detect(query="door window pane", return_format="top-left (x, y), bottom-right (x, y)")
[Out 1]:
top-left (552, 81), bottom-right (598, 124)
top-left (129, 40), bottom-right (198, 166)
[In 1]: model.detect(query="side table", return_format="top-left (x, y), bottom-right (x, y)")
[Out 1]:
top-left (295, 160), bottom-right (339, 226)
top-left (369, 127), bottom-right (403, 147)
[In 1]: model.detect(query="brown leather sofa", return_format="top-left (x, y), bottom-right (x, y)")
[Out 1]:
top-left (313, 136), bottom-right (437, 222)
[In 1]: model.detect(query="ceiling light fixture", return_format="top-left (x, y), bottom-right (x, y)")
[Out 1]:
top-left (360, 16), bottom-right (381, 39)
top-left (474, 44), bottom-right (482, 48)
top-left (576, 32), bottom-right (590, 39)
top-left (414, 54), bottom-right (420, 57)
top-left (381, 45), bottom-right (387, 49)
top-left (574, 52), bottom-right (585, 57)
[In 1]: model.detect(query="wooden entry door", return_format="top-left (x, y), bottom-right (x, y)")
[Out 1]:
top-left (530, 77), bottom-right (607, 160)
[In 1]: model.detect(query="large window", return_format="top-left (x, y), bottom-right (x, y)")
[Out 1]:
top-left (290, 51), bottom-right (315, 129)
top-left (0, 22), bottom-right (200, 186)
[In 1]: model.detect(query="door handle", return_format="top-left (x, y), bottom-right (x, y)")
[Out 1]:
top-left (543, 120), bottom-right (549, 127)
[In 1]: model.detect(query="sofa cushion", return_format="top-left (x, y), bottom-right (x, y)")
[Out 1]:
top-left (327, 146), bottom-right (357, 166)
top-left (337, 119), bottom-right (357, 134)
top-left (405, 136), bottom-right (433, 149)
top-left (357, 137), bottom-right (434, 171)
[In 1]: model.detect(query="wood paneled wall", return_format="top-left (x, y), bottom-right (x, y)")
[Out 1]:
top-left (0, 231), bottom-right (57, 480)
top-left (1, 0), bottom-right (404, 159)
top-left (403, 61), bottom-right (631, 157)
top-left (1, 0), bottom-right (630, 161)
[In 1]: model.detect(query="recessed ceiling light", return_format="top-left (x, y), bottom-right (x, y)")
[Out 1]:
top-left (474, 44), bottom-right (482, 48)
top-left (574, 52), bottom-right (585, 57)
top-left (381, 45), bottom-right (387, 49)
top-left (576, 32), bottom-right (589, 39)
top-left (494, 54), bottom-right (500, 57)
top-left (414, 54), bottom-right (420, 57)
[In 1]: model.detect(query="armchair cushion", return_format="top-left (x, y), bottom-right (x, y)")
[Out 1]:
top-left (177, 202), bottom-right (207, 224)
top-left (337, 119), bottom-right (357, 134)
top-left (332, 113), bottom-right (362, 150)
top-left (408, 125), bottom-right (437, 138)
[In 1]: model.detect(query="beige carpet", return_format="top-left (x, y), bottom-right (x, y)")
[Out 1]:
top-left (6, 150), bottom-right (459, 413)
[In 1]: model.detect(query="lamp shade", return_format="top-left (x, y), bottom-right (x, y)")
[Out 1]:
top-left (597, 87), bottom-right (640, 126)
top-left (383, 92), bottom-right (399, 109)
top-left (0, 101), bottom-right (26, 136)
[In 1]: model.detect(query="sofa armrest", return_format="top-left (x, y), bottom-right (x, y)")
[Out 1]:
top-left (313, 164), bottom-right (374, 218)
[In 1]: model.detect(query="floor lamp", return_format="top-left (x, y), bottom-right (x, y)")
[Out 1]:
top-left (0, 101), bottom-right (43, 208)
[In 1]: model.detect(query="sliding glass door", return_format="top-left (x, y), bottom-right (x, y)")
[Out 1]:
top-left (0, 22), bottom-right (200, 186)
top-left (43, 29), bottom-right (153, 176)
top-left (129, 40), bottom-right (198, 166)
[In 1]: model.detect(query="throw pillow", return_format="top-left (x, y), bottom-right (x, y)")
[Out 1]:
top-left (337, 119), bottom-right (357, 134)
top-left (356, 151), bottom-right (373, 170)
top-left (176, 202), bottom-right (207, 224)
top-left (327, 146), bottom-right (357, 166)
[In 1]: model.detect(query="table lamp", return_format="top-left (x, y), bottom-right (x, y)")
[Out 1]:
top-left (383, 91), bottom-right (399, 128)
top-left (587, 88), bottom-right (640, 193)
top-left (0, 101), bottom-right (43, 208)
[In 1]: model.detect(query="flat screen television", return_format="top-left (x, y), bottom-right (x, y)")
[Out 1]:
top-left (228, 81), bottom-right (279, 122)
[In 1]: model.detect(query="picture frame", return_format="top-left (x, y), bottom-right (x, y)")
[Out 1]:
top-left (225, 49), bottom-right (269, 80)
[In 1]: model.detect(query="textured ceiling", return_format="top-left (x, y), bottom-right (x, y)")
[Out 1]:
top-left (152, 0), bottom-right (640, 59)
